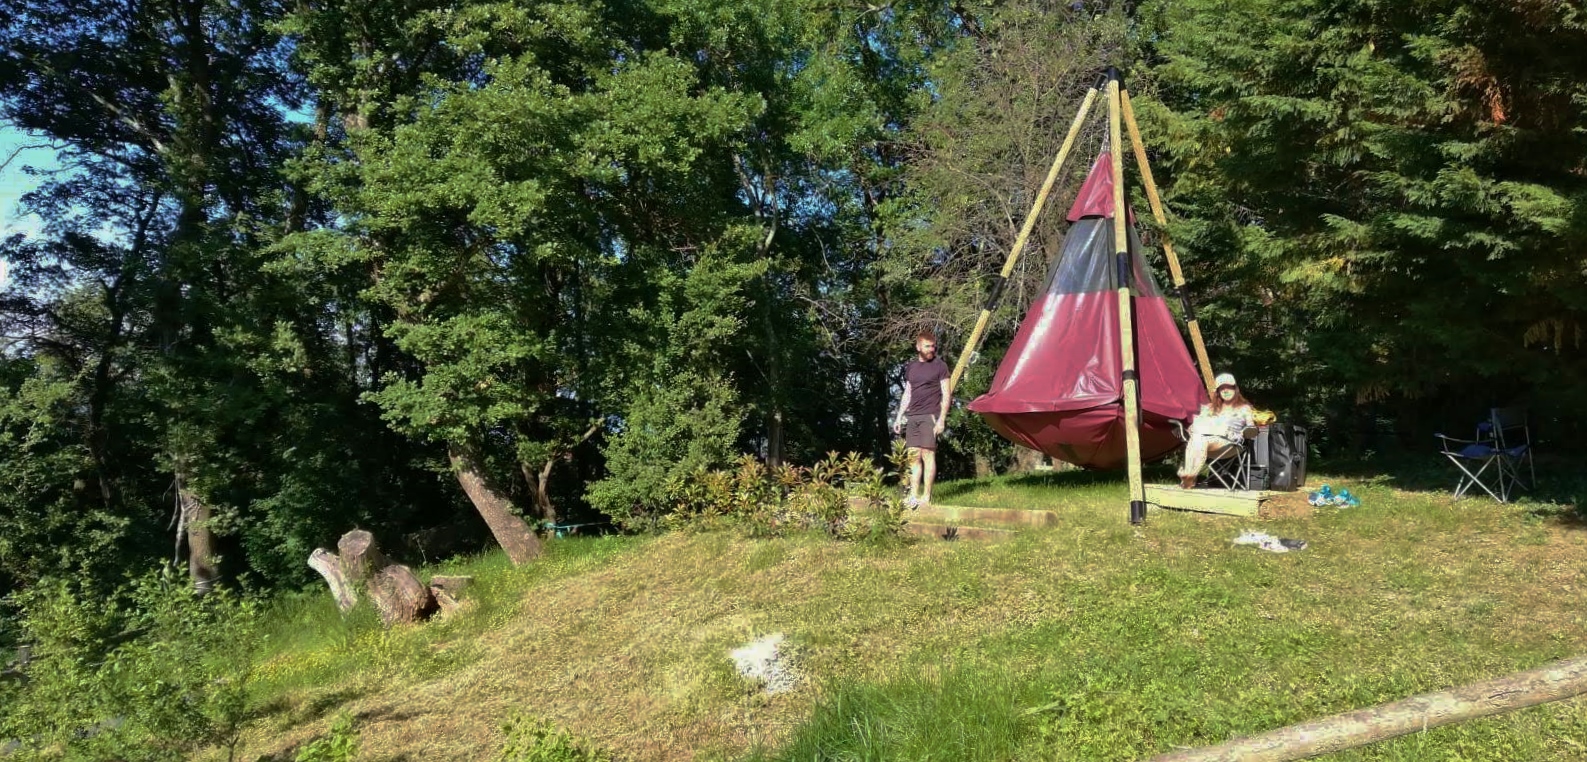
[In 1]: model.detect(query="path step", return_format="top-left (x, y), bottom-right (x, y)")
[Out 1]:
top-left (911, 503), bottom-right (1058, 529)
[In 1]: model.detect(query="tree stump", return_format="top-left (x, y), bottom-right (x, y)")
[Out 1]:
top-left (308, 531), bottom-right (454, 627)
top-left (367, 564), bottom-right (439, 626)
top-left (337, 530), bottom-right (391, 584)
top-left (307, 548), bottom-right (358, 613)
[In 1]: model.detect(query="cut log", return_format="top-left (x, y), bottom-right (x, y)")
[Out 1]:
top-left (367, 564), bottom-right (438, 626)
top-left (337, 530), bottom-right (391, 584)
top-left (1148, 655), bottom-right (1587, 762)
top-left (307, 548), bottom-right (359, 613)
top-left (428, 575), bottom-right (473, 596)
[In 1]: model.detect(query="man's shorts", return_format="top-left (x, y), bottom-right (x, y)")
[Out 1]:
top-left (905, 414), bottom-right (938, 451)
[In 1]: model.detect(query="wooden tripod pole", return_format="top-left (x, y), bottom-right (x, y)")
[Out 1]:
top-left (1120, 90), bottom-right (1216, 395)
top-left (1106, 73), bottom-right (1147, 525)
top-left (947, 80), bottom-right (1102, 397)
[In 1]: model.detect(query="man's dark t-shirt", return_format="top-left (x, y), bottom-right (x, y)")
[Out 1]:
top-left (904, 357), bottom-right (950, 416)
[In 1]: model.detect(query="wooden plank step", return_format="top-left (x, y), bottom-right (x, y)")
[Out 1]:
top-left (909, 503), bottom-right (1058, 528)
top-left (902, 522), bottom-right (1018, 543)
top-left (1143, 484), bottom-right (1269, 517)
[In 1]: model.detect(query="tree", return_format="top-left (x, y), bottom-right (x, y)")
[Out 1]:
top-left (1142, 0), bottom-right (1587, 449)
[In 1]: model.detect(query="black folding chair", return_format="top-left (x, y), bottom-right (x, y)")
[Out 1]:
top-left (1436, 407), bottom-right (1535, 503)
top-left (1489, 407), bottom-right (1535, 492)
top-left (1205, 426), bottom-right (1259, 491)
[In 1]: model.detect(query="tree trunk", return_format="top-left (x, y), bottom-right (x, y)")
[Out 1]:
top-left (973, 454), bottom-right (995, 478)
top-left (1011, 446), bottom-right (1046, 473)
top-left (449, 444), bottom-right (543, 565)
top-left (178, 474), bottom-right (218, 595)
top-left (520, 459), bottom-right (558, 524)
top-left (1149, 655), bottom-right (1587, 762)
top-left (307, 549), bottom-right (358, 613)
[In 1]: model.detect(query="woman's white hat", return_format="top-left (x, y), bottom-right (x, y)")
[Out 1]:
top-left (1214, 373), bottom-right (1237, 388)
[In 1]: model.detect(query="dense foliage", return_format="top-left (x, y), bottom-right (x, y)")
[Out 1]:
top-left (0, 0), bottom-right (1581, 601)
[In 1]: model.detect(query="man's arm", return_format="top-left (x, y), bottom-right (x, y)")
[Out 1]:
top-left (893, 384), bottom-right (912, 433)
top-left (934, 377), bottom-right (950, 434)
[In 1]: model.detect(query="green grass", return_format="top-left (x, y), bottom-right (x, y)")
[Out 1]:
top-left (754, 469), bottom-right (1587, 762)
top-left (247, 534), bottom-right (647, 735)
top-left (234, 466), bottom-right (1587, 762)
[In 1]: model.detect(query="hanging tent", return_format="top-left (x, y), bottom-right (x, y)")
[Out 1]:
top-left (966, 151), bottom-right (1206, 470)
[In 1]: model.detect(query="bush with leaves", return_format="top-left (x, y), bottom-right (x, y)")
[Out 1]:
top-left (295, 712), bottom-right (359, 762)
top-left (496, 713), bottom-right (610, 762)
top-left (662, 448), bottom-right (910, 541)
top-left (0, 569), bottom-right (261, 762)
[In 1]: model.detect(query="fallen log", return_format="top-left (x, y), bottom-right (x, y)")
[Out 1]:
top-left (307, 549), bottom-right (358, 613)
top-left (1148, 655), bottom-right (1587, 762)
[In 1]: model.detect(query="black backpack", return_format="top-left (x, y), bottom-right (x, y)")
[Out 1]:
top-left (1253, 424), bottom-right (1308, 492)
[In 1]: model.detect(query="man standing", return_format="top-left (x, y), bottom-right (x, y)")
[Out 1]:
top-left (892, 331), bottom-right (951, 506)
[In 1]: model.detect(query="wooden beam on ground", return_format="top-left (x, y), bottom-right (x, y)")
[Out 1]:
top-left (1143, 485), bottom-right (1266, 517)
top-left (913, 504), bottom-right (1058, 528)
top-left (1146, 655), bottom-right (1587, 762)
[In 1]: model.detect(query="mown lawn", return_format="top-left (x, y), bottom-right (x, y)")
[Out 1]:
top-left (232, 465), bottom-right (1587, 761)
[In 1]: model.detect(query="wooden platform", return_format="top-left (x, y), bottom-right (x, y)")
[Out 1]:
top-left (1143, 484), bottom-right (1270, 517)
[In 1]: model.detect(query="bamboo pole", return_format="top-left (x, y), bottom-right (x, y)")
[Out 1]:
top-left (1147, 655), bottom-right (1587, 762)
top-left (1106, 73), bottom-right (1147, 525)
top-left (1120, 90), bottom-right (1216, 395)
top-left (946, 81), bottom-right (1101, 397)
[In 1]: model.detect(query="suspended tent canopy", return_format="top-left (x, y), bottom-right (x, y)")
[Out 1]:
top-left (967, 152), bottom-right (1205, 470)
top-left (944, 70), bottom-right (1220, 521)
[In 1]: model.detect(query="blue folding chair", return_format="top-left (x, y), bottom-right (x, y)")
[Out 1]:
top-left (1436, 407), bottom-right (1534, 503)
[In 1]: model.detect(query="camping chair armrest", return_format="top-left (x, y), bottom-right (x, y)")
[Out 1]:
top-left (1170, 419), bottom-right (1187, 443)
top-left (1434, 433), bottom-right (1482, 444)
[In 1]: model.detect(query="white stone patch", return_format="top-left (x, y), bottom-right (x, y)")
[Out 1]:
top-left (729, 632), bottom-right (800, 694)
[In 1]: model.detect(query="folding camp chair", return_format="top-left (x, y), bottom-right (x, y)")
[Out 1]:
top-left (1488, 407), bottom-right (1535, 492)
top-left (1204, 426), bottom-right (1259, 491)
top-left (1436, 407), bottom-right (1535, 503)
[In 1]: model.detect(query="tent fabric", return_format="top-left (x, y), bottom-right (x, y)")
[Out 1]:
top-left (966, 151), bottom-right (1207, 470)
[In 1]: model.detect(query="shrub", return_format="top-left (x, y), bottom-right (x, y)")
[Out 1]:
top-left (662, 448), bottom-right (911, 541)
top-left (496, 713), bottom-right (610, 762)
top-left (295, 712), bottom-right (359, 762)
top-left (0, 568), bottom-right (261, 761)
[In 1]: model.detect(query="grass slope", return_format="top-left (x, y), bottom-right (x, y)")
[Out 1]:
top-left (238, 468), bottom-right (1587, 761)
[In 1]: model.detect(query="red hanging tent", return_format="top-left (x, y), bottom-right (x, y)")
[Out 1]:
top-left (966, 151), bottom-right (1207, 470)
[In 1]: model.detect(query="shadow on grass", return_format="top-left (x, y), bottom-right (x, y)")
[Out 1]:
top-left (932, 462), bottom-right (1186, 503)
top-left (1314, 454), bottom-right (1584, 517)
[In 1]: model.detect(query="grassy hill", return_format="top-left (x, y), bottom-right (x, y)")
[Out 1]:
top-left (235, 468), bottom-right (1587, 761)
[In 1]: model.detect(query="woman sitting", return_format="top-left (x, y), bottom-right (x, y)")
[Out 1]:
top-left (1178, 373), bottom-right (1256, 489)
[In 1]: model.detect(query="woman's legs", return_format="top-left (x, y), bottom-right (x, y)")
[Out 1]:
top-left (1178, 434), bottom-right (1232, 485)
